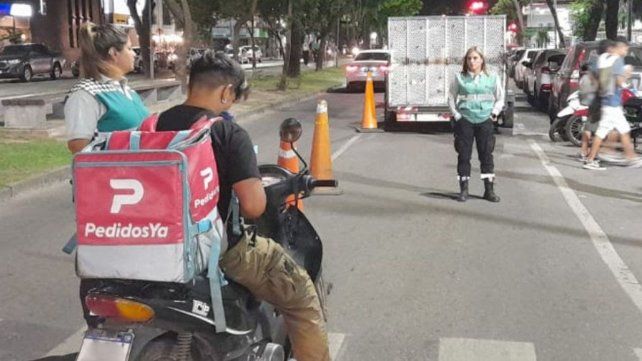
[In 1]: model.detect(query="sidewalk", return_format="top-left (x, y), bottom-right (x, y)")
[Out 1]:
top-left (0, 65), bottom-right (346, 201)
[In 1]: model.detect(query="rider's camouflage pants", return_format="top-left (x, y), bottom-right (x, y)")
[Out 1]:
top-left (220, 232), bottom-right (331, 361)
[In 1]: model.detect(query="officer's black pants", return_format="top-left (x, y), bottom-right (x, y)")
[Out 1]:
top-left (453, 118), bottom-right (495, 178)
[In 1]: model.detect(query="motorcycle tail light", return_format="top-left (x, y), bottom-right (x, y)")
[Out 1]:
top-left (541, 83), bottom-right (552, 91)
top-left (86, 295), bottom-right (155, 323)
top-left (622, 88), bottom-right (635, 104)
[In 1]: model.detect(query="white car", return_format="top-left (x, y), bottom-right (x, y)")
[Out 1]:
top-left (239, 45), bottom-right (262, 63)
top-left (514, 48), bottom-right (543, 90)
top-left (345, 49), bottom-right (390, 91)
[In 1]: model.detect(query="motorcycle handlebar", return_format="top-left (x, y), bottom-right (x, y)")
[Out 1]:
top-left (310, 179), bottom-right (339, 188)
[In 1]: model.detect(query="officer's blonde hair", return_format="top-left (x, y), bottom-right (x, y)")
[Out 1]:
top-left (461, 46), bottom-right (487, 75)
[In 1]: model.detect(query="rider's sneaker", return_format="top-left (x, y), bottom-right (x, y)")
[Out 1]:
top-left (583, 160), bottom-right (607, 170)
top-left (577, 152), bottom-right (587, 162)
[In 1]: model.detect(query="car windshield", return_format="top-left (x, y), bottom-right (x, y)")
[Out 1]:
top-left (624, 47), bottom-right (642, 67)
top-left (355, 52), bottom-right (389, 61)
top-left (1, 45), bottom-right (28, 56)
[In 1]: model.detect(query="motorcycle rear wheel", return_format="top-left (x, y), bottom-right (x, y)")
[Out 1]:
top-left (549, 117), bottom-right (565, 142)
top-left (137, 334), bottom-right (212, 361)
top-left (564, 115), bottom-right (583, 147)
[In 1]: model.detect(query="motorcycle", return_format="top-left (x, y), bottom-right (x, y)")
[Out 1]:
top-left (549, 87), bottom-right (642, 148)
top-left (560, 88), bottom-right (642, 147)
top-left (548, 90), bottom-right (586, 143)
top-left (75, 118), bottom-right (337, 361)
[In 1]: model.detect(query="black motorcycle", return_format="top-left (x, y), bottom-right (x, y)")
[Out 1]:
top-left (75, 118), bottom-right (336, 361)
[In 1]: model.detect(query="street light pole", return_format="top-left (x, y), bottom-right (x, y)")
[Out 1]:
top-left (336, 17), bottom-right (340, 68)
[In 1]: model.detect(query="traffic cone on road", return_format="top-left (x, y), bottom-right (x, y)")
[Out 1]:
top-left (358, 72), bottom-right (383, 133)
top-left (311, 100), bottom-right (333, 180)
top-left (277, 139), bottom-right (303, 209)
top-left (310, 100), bottom-right (342, 195)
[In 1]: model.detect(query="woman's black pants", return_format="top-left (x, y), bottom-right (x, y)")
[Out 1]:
top-left (453, 118), bottom-right (495, 178)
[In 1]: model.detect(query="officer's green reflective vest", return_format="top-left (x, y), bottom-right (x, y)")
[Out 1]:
top-left (456, 72), bottom-right (497, 124)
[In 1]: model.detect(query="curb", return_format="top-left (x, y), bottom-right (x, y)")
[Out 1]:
top-left (0, 84), bottom-right (344, 202)
top-left (0, 166), bottom-right (71, 202)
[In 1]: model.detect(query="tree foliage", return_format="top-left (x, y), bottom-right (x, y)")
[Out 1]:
top-left (571, 0), bottom-right (603, 41)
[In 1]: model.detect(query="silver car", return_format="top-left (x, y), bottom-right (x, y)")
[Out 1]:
top-left (345, 49), bottom-right (390, 91)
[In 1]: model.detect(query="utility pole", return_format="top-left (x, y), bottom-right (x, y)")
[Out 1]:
top-left (336, 16), bottom-right (340, 68)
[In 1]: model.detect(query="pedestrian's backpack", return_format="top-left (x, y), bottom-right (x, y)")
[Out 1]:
top-left (67, 113), bottom-right (228, 332)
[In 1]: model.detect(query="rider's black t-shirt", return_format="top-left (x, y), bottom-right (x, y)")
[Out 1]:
top-left (157, 105), bottom-right (260, 247)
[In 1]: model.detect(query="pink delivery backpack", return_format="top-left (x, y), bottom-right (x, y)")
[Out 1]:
top-left (65, 113), bottom-right (229, 331)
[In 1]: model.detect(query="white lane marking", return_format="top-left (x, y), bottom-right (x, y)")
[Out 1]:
top-left (529, 140), bottom-right (642, 313)
top-left (328, 332), bottom-right (347, 360)
top-left (44, 327), bottom-right (85, 356)
top-left (438, 338), bottom-right (537, 361)
top-left (635, 348), bottom-right (642, 360)
top-left (332, 134), bottom-right (362, 161)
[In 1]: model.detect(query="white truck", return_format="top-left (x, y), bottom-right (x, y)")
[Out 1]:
top-left (384, 15), bottom-right (515, 129)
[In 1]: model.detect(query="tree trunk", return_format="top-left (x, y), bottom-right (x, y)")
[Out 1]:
top-left (175, 0), bottom-right (192, 92)
top-left (249, 19), bottom-right (257, 69)
top-left (287, 18), bottom-right (303, 77)
top-left (605, 0), bottom-right (620, 40)
top-left (127, 0), bottom-right (152, 77)
top-left (316, 35), bottom-right (327, 71)
top-left (511, 0), bottom-right (525, 45)
top-left (545, 0), bottom-right (566, 47)
top-left (586, 0), bottom-right (604, 41)
top-left (278, 0), bottom-right (292, 90)
top-left (233, 20), bottom-right (245, 64)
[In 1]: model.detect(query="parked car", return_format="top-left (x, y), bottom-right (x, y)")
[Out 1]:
top-left (514, 48), bottom-right (543, 89)
top-left (239, 45), bottom-right (263, 63)
top-left (0, 43), bottom-right (65, 81)
top-left (524, 49), bottom-right (566, 110)
top-left (507, 48), bottom-right (525, 79)
top-left (549, 42), bottom-right (642, 121)
top-left (224, 47), bottom-right (249, 64)
top-left (345, 49), bottom-right (391, 91)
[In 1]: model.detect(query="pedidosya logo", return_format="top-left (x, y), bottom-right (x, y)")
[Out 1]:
top-left (85, 178), bottom-right (169, 239)
top-left (195, 167), bottom-right (219, 208)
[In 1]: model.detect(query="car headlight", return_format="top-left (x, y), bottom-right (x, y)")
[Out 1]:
top-left (6, 59), bottom-right (21, 65)
top-left (168, 54), bottom-right (178, 61)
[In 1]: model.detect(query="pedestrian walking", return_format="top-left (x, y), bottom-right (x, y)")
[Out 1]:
top-left (583, 37), bottom-right (641, 170)
top-left (448, 46), bottom-right (505, 202)
top-left (64, 22), bottom-right (149, 154)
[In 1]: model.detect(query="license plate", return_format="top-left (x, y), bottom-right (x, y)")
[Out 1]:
top-left (76, 330), bottom-right (134, 361)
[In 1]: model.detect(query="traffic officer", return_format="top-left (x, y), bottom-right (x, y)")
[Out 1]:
top-left (448, 46), bottom-right (505, 202)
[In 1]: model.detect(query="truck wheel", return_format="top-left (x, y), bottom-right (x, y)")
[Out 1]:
top-left (50, 63), bottom-right (62, 80)
top-left (21, 65), bottom-right (33, 82)
top-left (384, 110), bottom-right (397, 131)
top-left (501, 102), bottom-right (514, 128)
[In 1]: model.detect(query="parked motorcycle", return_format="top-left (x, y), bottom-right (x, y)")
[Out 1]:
top-left (560, 88), bottom-right (642, 147)
top-left (549, 90), bottom-right (584, 143)
top-left (75, 118), bottom-right (336, 361)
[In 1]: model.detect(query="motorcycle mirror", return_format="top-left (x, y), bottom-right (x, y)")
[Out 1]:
top-left (280, 118), bottom-right (302, 143)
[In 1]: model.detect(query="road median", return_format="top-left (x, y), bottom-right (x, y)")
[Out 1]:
top-left (0, 67), bottom-right (345, 201)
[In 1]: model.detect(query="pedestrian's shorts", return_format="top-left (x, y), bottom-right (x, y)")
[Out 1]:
top-left (596, 105), bottom-right (630, 139)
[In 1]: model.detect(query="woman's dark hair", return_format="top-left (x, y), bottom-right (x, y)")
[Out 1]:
top-left (78, 22), bottom-right (129, 79)
top-left (189, 51), bottom-right (250, 101)
top-left (461, 46), bottom-right (487, 75)
top-left (598, 39), bottom-right (614, 55)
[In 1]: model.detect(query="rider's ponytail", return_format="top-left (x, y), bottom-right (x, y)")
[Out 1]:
top-left (78, 22), bottom-right (128, 80)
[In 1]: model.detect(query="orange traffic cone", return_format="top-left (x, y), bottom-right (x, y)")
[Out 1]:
top-left (310, 100), bottom-right (342, 195)
top-left (311, 100), bottom-right (333, 180)
top-left (277, 139), bottom-right (303, 209)
top-left (357, 71), bottom-right (383, 133)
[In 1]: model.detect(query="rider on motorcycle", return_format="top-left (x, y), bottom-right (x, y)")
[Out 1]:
top-left (156, 51), bottom-right (330, 361)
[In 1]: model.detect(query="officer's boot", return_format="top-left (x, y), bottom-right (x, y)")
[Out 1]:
top-left (457, 179), bottom-right (469, 202)
top-left (483, 178), bottom-right (501, 203)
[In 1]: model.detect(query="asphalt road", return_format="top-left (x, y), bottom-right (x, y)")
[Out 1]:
top-left (2, 88), bottom-right (642, 361)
